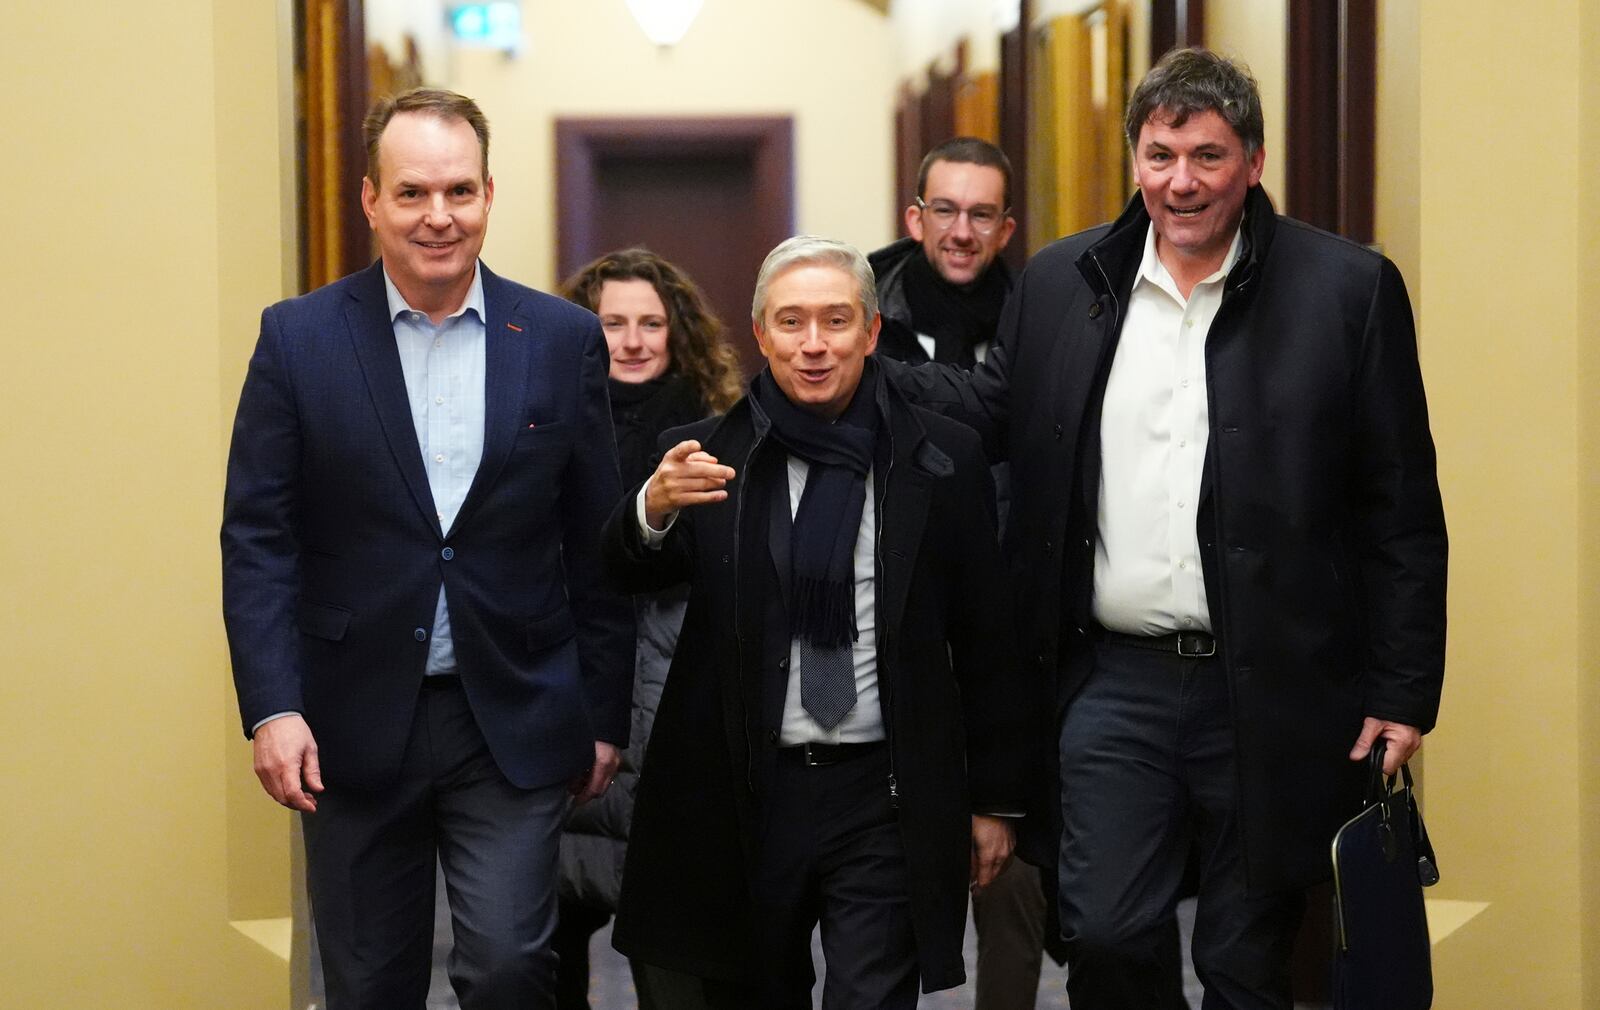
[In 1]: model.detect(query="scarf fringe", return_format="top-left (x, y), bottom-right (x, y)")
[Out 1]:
top-left (792, 574), bottom-right (857, 648)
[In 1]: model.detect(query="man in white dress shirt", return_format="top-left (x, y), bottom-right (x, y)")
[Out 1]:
top-left (887, 49), bottom-right (1447, 1009)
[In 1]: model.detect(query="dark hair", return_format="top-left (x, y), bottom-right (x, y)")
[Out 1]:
top-left (917, 136), bottom-right (1014, 209)
top-left (363, 88), bottom-right (490, 186)
top-left (1124, 48), bottom-right (1264, 155)
top-left (562, 249), bottom-right (744, 413)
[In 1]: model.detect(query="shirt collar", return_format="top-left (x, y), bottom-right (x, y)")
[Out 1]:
top-left (382, 262), bottom-right (485, 325)
top-left (1134, 224), bottom-right (1244, 295)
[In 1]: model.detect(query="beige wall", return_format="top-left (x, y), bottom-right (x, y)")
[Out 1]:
top-left (1204, 0), bottom-right (1287, 202)
top-left (1582, 3), bottom-right (1600, 1006)
top-left (891, 0), bottom-right (1012, 76)
top-left (0, 0), bottom-right (295, 1006)
top-left (1375, 0), bottom-right (1421, 296)
top-left (451, 0), bottom-right (899, 293)
top-left (1413, 0), bottom-right (1600, 1006)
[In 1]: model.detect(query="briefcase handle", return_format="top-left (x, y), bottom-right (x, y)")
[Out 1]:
top-left (1363, 739), bottom-right (1441, 888)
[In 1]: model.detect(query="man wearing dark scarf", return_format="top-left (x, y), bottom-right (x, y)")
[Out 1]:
top-left (872, 139), bottom-right (1056, 1010)
top-left (869, 137), bottom-right (1017, 369)
top-left (601, 237), bottom-right (1033, 1009)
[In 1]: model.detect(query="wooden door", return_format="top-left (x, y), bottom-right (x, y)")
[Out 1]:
top-left (556, 118), bottom-right (795, 377)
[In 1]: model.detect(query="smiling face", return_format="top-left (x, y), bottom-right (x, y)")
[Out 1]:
top-left (1132, 107), bottom-right (1264, 278)
top-left (597, 278), bottom-right (672, 383)
top-left (754, 263), bottom-right (880, 419)
top-left (905, 160), bottom-right (1016, 287)
top-left (361, 112), bottom-right (493, 320)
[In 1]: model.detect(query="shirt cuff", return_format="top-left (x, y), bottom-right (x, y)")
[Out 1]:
top-left (635, 478), bottom-right (677, 548)
top-left (251, 711), bottom-right (301, 734)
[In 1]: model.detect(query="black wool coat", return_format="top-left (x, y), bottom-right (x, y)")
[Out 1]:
top-left (891, 186), bottom-right (1448, 895)
top-left (603, 380), bottom-right (1035, 992)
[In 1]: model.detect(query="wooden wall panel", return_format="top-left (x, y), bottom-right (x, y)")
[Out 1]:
top-left (954, 71), bottom-right (1000, 144)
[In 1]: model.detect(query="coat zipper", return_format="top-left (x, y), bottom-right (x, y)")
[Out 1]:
top-left (731, 428), bottom-right (766, 796)
top-left (876, 425), bottom-right (900, 809)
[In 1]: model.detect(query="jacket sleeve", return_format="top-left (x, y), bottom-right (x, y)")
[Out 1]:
top-left (600, 476), bottom-right (697, 596)
top-left (1351, 259), bottom-right (1448, 732)
top-left (220, 306), bottom-right (305, 737)
top-left (937, 426), bottom-right (1034, 813)
top-left (562, 321), bottom-right (638, 748)
top-left (878, 282), bottom-right (1021, 462)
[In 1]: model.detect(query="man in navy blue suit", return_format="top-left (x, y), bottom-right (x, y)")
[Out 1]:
top-left (222, 88), bottom-right (633, 1010)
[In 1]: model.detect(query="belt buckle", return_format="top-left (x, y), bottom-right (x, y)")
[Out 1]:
top-left (801, 742), bottom-right (827, 767)
top-left (1177, 632), bottom-right (1215, 658)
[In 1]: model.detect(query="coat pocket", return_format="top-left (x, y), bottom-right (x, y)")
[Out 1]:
top-left (297, 601), bottom-right (352, 641)
top-left (526, 604), bottom-right (577, 653)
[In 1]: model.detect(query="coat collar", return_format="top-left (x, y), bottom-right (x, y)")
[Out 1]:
top-left (1076, 185), bottom-right (1278, 296)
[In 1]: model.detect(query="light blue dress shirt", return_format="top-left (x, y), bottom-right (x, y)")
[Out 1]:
top-left (384, 265), bottom-right (487, 676)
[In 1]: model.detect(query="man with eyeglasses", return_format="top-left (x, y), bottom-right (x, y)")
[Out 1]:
top-left (869, 137), bottom-right (1018, 369)
top-left (871, 137), bottom-right (1053, 1010)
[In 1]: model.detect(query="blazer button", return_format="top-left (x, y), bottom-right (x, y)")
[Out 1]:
top-left (1053, 424), bottom-right (1063, 440)
top-left (413, 628), bottom-right (427, 642)
top-left (441, 547), bottom-right (455, 561)
top-left (1088, 302), bottom-right (1103, 319)
top-left (767, 730), bottom-right (779, 744)
top-left (778, 656), bottom-right (789, 670)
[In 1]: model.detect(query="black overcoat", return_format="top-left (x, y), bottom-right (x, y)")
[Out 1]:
top-left (602, 379), bottom-right (1034, 992)
top-left (893, 187), bottom-right (1447, 895)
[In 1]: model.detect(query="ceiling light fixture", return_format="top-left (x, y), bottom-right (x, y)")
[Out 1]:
top-left (626, 0), bottom-right (704, 48)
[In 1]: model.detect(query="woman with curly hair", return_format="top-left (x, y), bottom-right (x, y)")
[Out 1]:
top-left (563, 247), bottom-right (743, 491)
top-left (554, 249), bottom-right (741, 1010)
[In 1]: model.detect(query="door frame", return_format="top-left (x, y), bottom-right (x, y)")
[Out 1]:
top-left (553, 116), bottom-right (795, 282)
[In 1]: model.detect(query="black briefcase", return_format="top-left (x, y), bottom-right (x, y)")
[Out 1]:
top-left (1330, 739), bottom-right (1441, 1010)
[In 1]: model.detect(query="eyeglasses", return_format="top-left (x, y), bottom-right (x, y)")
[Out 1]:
top-left (915, 197), bottom-right (1010, 235)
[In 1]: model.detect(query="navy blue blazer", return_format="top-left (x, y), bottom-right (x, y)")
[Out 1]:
top-left (222, 261), bottom-right (634, 791)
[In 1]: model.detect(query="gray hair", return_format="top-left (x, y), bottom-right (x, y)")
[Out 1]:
top-left (1125, 48), bottom-right (1264, 155)
top-left (751, 236), bottom-right (879, 331)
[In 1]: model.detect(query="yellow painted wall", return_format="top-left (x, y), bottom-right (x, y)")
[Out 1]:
top-left (1581, 3), bottom-right (1600, 1005)
top-left (1414, 0), bottom-right (1598, 1006)
top-left (0, 0), bottom-right (295, 1006)
top-left (1375, 0), bottom-right (1421, 299)
top-left (1204, 0), bottom-right (1287, 202)
top-left (450, 0), bottom-right (899, 292)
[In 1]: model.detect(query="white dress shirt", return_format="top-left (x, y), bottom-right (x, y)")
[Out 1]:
top-left (638, 459), bottom-right (883, 743)
top-left (1092, 226), bottom-right (1241, 636)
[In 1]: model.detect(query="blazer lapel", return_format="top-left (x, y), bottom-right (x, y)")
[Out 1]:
top-left (451, 265), bottom-right (530, 534)
top-left (344, 263), bottom-right (441, 537)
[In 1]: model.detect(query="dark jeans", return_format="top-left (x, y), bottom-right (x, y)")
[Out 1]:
top-left (751, 744), bottom-right (920, 1010)
top-left (302, 677), bottom-right (567, 1010)
top-left (1057, 640), bottom-right (1304, 1010)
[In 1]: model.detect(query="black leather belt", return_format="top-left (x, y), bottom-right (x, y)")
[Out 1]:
top-left (1099, 628), bottom-right (1217, 658)
top-left (422, 674), bottom-right (463, 689)
top-left (778, 741), bottom-right (884, 767)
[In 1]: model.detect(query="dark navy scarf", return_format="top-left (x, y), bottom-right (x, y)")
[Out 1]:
top-left (750, 358), bottom-right (883, 648)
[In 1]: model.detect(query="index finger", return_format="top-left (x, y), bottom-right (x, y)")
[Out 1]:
top-left (662, 439), bottom-right (702, 463)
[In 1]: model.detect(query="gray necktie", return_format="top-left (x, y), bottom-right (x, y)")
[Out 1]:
top-left (799, 640), bottom-right (856, 730)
